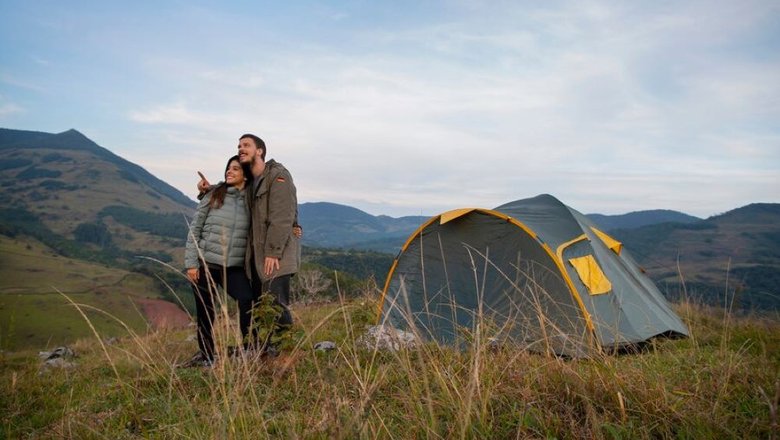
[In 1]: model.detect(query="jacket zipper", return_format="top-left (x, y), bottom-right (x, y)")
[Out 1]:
top-left (227, 190), bottom-right (239, 266)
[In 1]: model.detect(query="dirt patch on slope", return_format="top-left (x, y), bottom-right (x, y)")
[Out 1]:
top-left (134, 297), bottom-right (191, 329)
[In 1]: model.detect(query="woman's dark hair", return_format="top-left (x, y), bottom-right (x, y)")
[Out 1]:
top-left (208, 155), bottom-right (250, 209)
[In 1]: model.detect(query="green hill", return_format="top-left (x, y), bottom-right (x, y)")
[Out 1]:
top-left (0, 128), bottom-right (194, 261)
top-left (0, 235), bottom-right (177, 350)
top-left (0, 128), bottom-right (197, 349)
top-left (612, 203), bottom-right (780, 310)
top-left (0, 128), bottom-right (194, 207)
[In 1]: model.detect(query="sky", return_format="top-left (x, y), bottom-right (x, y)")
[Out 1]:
top-left (1, 0), bottom-right (778, 218)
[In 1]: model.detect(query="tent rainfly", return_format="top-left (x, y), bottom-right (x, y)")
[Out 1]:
top-left (378, 194), bottom-right (689, 357)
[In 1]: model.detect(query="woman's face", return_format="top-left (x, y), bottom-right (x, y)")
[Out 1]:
top-left (225, 160), bottom-right (245, 186)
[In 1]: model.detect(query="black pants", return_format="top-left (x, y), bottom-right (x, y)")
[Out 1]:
top-left (192, 265), bottom-right (255, 361)
top-left (251, 266), bottom-right (293, 348)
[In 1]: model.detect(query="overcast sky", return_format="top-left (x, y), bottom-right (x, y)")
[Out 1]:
top-left (1, 1), bottom-right (778, 218)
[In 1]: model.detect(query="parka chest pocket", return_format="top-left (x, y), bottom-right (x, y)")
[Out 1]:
top-left (252, 187), bottom-right (271, 232)
top-left (251, 185), bottom-right (268, 209)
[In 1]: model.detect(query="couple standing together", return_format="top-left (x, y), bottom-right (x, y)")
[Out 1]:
top-left (183, 133), bottom-right (300, 367)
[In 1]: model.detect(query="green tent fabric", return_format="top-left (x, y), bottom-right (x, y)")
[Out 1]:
top-left (378, 194), bottom-right (689, 357)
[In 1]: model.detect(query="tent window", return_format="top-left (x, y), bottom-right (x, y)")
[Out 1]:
top-left (568, 255), bottom-right (612, 295)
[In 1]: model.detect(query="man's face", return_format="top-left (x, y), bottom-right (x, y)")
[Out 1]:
top-left (237, 137), bottom-right (259, 165)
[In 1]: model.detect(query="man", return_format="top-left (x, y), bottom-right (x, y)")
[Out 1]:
top-left (199, 134), bottom-right (300, 355)
top-left (238, 134), bottom-right (299, 354)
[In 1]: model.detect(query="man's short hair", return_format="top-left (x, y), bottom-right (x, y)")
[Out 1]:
top-left (240, 133), bottom-right (266, 160)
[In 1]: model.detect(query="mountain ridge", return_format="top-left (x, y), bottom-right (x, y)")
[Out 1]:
top-left (0, 126), bottom-right (777, 340)
top-left (298, 202), bottom-right (704, 252)
top-left (0, 128), bottom-right (194, 208)
top-left (298, 201), bottom-right (427, 250)
top-left (586, 209), bottom-right (701, 231)
top-left (0, 127), bottom-right (196, 272)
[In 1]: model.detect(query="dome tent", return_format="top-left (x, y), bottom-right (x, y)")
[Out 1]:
top-left (378, 194), bottom-right (688, 357)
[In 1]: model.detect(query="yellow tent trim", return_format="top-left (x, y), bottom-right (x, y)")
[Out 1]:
top-left (440, 208), bottom-right (477, 224)
top-left (591, 227), bottom-right (622, 255)
top-left (376, 213), bottom-right (441, 321)
top-left (568, 255), bottom-right (612, 295)
top-left (376, 258), bottom-right (400, 320)
top-left (555, 234), bottom-right (588, 262)
top-left (539, 241), bottom-right (595, 333)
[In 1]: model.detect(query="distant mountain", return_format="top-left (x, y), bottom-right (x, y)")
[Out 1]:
top-left (0, 128), bottom-right (195, 253)
top-left (612, 203), bottom-right (780, 310)
top-left (587, 210), bottom-right (701, 231)
top-left (0, 127), bottom-right (200, 271)
top-left (297, 200), bottom-right (779, 310)
top-left (1, 125), bottom-right (777, 340)
top-left (298, 202), bottom-right (427, 250)
top-left (0, 128), bottom-right (194, 207)
top-left (0, 127), bottom-right (202, 348)
top-left (298, 203), bottom-right (704, 254)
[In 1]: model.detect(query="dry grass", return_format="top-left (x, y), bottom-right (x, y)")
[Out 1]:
top-left (1, 280), bottom-right (778, 439)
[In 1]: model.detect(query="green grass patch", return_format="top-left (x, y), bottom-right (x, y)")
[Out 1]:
top-left (0, 292), bottom-right (149, 350)
top-left (0, 236), bottom-right (170, 350)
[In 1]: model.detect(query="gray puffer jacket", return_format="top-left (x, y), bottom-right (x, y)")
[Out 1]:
top-left (185, 186), bottom-right (249, 269)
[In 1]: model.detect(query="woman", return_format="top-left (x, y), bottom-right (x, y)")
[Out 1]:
top-left (182, 155), bottom-right (253, 367)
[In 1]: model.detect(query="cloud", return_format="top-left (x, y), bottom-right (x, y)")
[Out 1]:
top-left (133, 14), bottom-right (778, 215)
top-left (30, 55), bottom-right (50, 66)
top-left (128, 103), bottom-right (227, 126)
top-left (4, 1), bottom-right (778, 217)
top-left (0, 102), bottom-right (24, 118)
top-left (0, 73), bottom-right (45, 92)
top-left (198, 70), bottom-right (266, 89)
top-left (0, 93), bottom-right (25, 118)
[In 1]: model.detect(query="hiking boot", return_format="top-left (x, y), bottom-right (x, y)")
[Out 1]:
top-left (263, 345), bottom-right (279, 358)
top-left (232, 344), bottom-right (279, 360)
top-left (227, 345), bottom-right (262, 359)
top-left (178, 352), bottom-right (214, 368)
top-left (224, 344), bottom-right (259, 361)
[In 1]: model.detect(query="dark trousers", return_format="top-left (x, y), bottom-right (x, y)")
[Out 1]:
top-left (192, 265), bottom-right (255, 361)
top-left (251, 266), bottom-right (293, 348)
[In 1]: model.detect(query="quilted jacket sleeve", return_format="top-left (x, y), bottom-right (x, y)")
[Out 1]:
top-left (184, 193), bottom-right (212, 269)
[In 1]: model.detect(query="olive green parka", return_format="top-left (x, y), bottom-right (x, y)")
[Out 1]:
top-left (246, 159), bottom-right (300, 281)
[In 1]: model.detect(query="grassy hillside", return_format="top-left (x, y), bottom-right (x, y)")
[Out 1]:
top-left (1, 291), bottom-right (777, 438)
top-left (302, 246), bottom-right (393, 283)
top-left (0, 128), bottom-right (194, 266)
top-left (1, 151), bottom-right (190, 258)
top-left (0, 129), bottom-right (197, 350)
top-left (613, 204), bottom-right (780, 310)
top-left (0, 235), bottom-right (187, 350)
